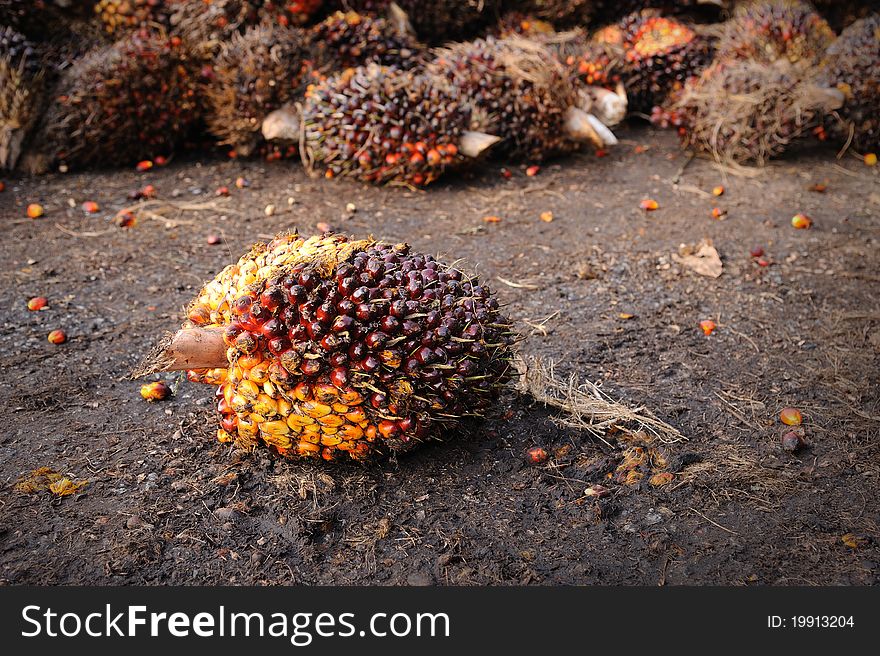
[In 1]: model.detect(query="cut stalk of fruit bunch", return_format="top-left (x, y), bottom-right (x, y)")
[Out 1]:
top-left (426, 37), bottom-right (618, 162)
top-left (298, 64), bottom-right (501, 186)
top-left (140, 233), bottom-right (515, 461)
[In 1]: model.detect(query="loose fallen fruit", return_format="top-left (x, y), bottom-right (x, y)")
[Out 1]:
top-left (525, 165), bottom-right (540, 176)
top-left (540, 211), bottom-right (554, 223)
top-left (206, 234), bottom-right (222, 245)
top-left (47, 329), bottom-right (67, 344)
top-left (235, 177), bottom-right (249, 188)
top-left (27, 297), bottom-right (47, 311)
top-left (780, 407), bottom-right (803, 425)
top-left (154, 156), bottom-right (168, 166)
top-left (136, 160), bottom-right (153, 172)
top-left (699, 319), bottom-right (716, 335)
top-left (527, 446), bottom-right (548, 464)
top-left (749, 246), bottom-right (764, 257)
top-left (316, 221), bottom-right (332, 233)
top-left (712, 185), bottom-right (724, 196)
top-left (140, 381), bottom-right (171, 402)
top-left (116, 211), bottom-right (137, 228)
top-left (0, 181), bottom-right (5, 192)
top-left (500, 167), bottom-right (512, 179)
top-left (640, 199), bottom-right (659, 211)
top-left (216, 186), bottom-right (230, 196)
top-left (781, 430), bottom-right (804, 452)
top-left (808, 182), bottom-right (827, 193)
top-left (82, 201), bottom-right (100, 213)
top-left (483, 215), bottom-right (502, 223)
top-left (791, 213), bottom-right (812, 229)
top-left (865, 153), bottom-right (877, 166)
top-left (711, 207), bottom-right (726, 219)
top-left (27, 203), bottom-right (44, 218)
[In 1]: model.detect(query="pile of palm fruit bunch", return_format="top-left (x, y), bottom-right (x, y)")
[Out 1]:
top-left (25, 28), bottom-right (200, 172)
top-left (425, 36), bottom-right (618, 162)
top-left (656, 0), bottom-right (875, 165)
top-left (299, 63), bottom-right (486, 186)
top-left (144, 232), bottom-right (514, 461)
top-left (590, 10), bottom-right (716, 115)
top-left (816, 14), bottom-right (880, 154)
top-left (1, 0), bottom-right (877, 176)
top-left (326, 1), bottom-right (504, 44)
top-left (202, 23), bottom-right (309, 157)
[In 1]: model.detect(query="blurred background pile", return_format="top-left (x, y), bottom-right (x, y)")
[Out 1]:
top-left (1, 0), bottom-right (877, 181)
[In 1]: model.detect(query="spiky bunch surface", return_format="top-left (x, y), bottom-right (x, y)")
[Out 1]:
top-left (428, 37), bottom-right (577, 161)
top-left (302, 64), bottom-right (470, 185)
top-left (331, 0), bottom-right (503, 43)
top-left (33, 30), bottom-right (199, 169)
top-left (718, 0), bottom-right (835, 65)
top-left (308, 10), bottom-right (424, 71)
top-left (596, 12), bottom-right (714, 114)
top-left (817, 14), bottom-right (880, 152)
top-left (204, 23), bottom-right (307, 154)
top-left (503, 1), bottom-right (593, 27)
top-left (185, 233), bottom-right (513, 461)
top-left (94, 0), bottom-right (172, 35)
top-left (1, 26), bottom-right (43, 169)
top-left (672, 58), bottom-right (837, 164)
top-left (550, 29), bottom-right (624, 92)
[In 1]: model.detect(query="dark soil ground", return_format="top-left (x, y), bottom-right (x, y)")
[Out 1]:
top-left (0, 127), bottom-right (877, 585)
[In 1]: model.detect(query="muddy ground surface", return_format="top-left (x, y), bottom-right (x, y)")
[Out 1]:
top-left (0, 127), bottom-right (877, 585)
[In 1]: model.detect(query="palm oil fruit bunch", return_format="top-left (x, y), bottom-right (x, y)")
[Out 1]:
top-left (308, 10), bottom-right (424, 72)
top-left (181, 233), bottom-right (514, 461)
top-left (427, 37), bottom-right (609, 161)
top-left (595, 11), bottom-right (715, 115)
top-left (31, 29), bottom-right (198, 171)
top-left (332, 0), bottom-right (503, 44)
top-left (0, 26), bottom-right (43, 170)
top-left (718, 0), bottom-right (835, 66)
top-left (302, 64), bottom-right (477, 186)
top-left (817, 14), bottom-right (880, 153)
top-left (94, 0), bottom-right (171, 35)
top-left (204, 23), bottom-right (308, 156)
top-left (670, 58), bottom-right (844, 164)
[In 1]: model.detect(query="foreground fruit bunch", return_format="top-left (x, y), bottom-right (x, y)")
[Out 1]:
top-left (185, 233), bottom-right (514, 461)
top-left (427, 37), bottom-right (578, 161)
top-left (718, 0), bottom-right (835, 65)
top-left (32, 29), bottom-right (198, 170)
top-left (204, 23), bottom-right (308, 155)
top-left (552, 31), bottom-right (624, 93)
top-left (308, 10), bottom-right (424, 72)
top-left (302, 64), bottom-right (470, 186)
top-left (670, 58), bottom-right (842, 164)
top-left (817, 13), bottom-right (880, 152)
top-left (596, 12), bottom-right (714, 114)
top-left (0, 26), bottom-right (43, 169)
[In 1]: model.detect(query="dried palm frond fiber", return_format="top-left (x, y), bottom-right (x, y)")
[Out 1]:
top-left (670, 58), bottom-right (844, 165)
